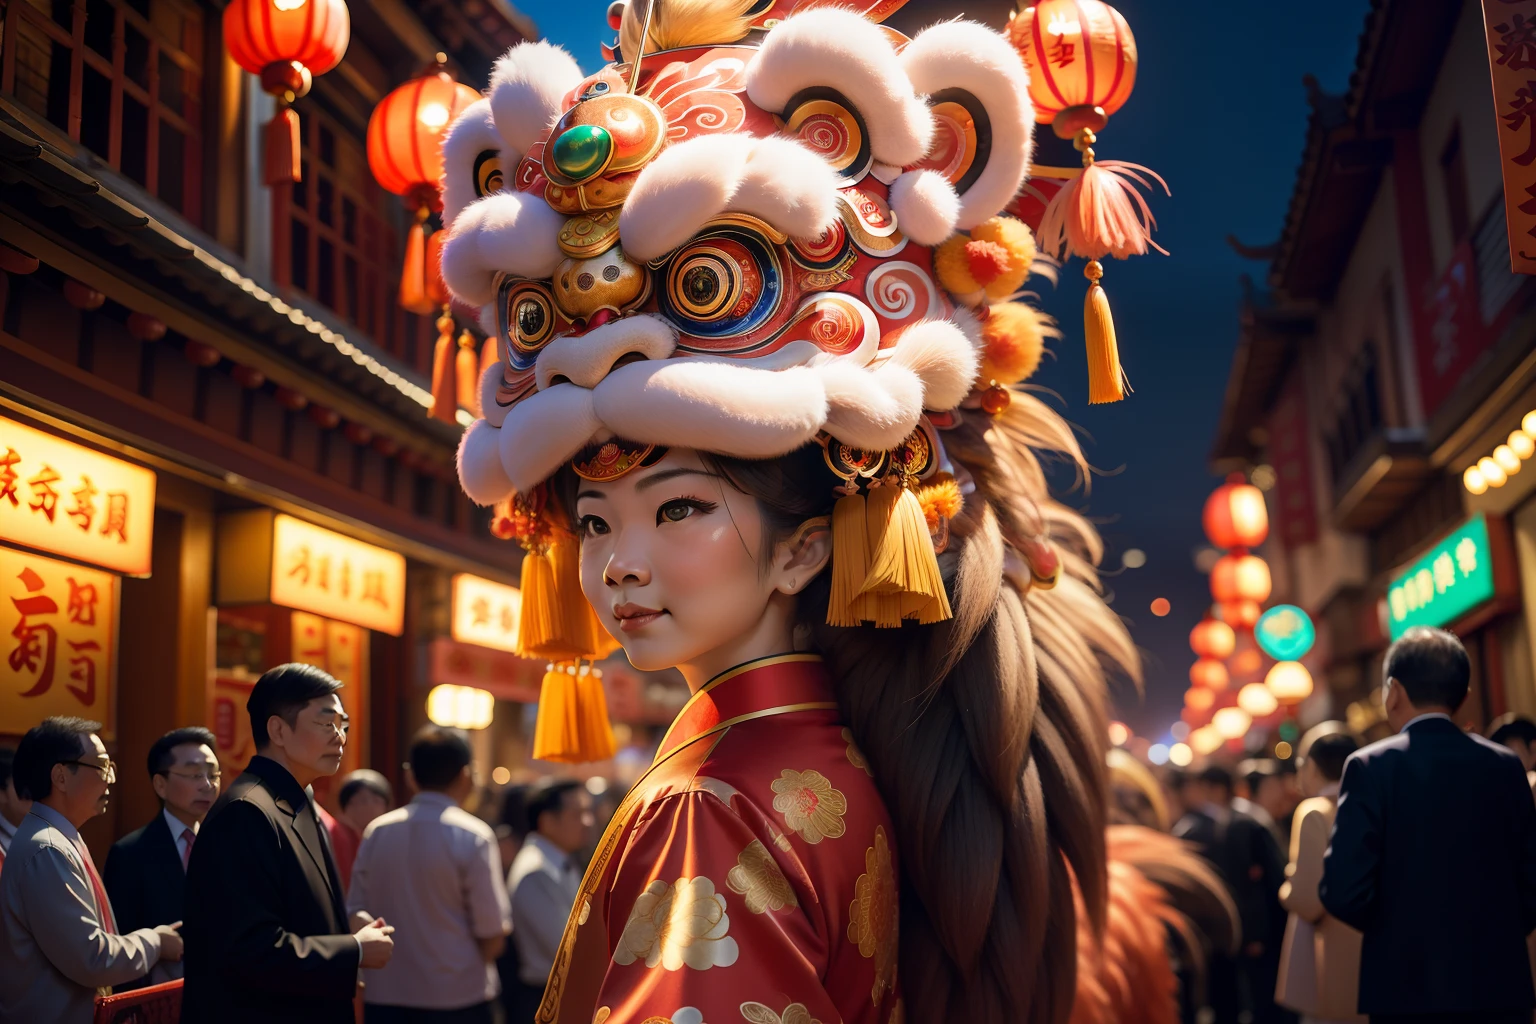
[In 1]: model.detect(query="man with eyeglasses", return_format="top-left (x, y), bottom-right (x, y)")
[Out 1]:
top-left (104, 726), bottom-right (220, 985)
top-left (0, 716), bottom-right (182, 1022)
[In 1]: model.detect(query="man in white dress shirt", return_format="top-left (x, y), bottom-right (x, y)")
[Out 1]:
top-left (506, 778), bottom-right (593, 1022)
top-left (0, 716), bottom-right (183, 1022)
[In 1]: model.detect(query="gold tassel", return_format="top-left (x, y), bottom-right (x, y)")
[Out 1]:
top-left (1084, 260), bottom-right (1128, 405)
top-left (428, 309), bottom-right (458, 423)
top-left (399, 209), bottom-right (434, 315)
top-left (456, 329), bottom-right (481, 419)
top-left (531, 663), bottom-right (582, 763)
top-left (826, 488), bottom-right (869, 627)
top-left (853, 480), bottom-right (952, 626)
top-left (515, 548), bottom-right (559, 658)
top-left (575, 664), bottom-right (617, 761)
top-left (480, 336), bottom-right (499, 379)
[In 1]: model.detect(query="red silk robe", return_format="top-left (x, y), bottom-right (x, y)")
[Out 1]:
top-left (538, 653), bottom-right (903, 1024)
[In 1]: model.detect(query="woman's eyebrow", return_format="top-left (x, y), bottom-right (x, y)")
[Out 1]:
top-left (634, 468), bottom-right (725, 492)
top-left (576, 490), bottom-right (604, 501)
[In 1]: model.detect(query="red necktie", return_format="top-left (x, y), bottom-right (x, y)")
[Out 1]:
top-left (180, 828), bottom-right (194, 870)
top-left (74, 837), bottom-right (117, 934)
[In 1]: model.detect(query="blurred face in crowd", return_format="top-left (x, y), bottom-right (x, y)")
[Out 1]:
top-left (0, 772), bottom-right (31, 828)
top-left (342, 787), bottom-right (390, 832)
top-left (1500, 736), bottom-right (1536, 771)
top-left (539, 788), bottom-right (595, 855)
top-left (153, 742), bottom-right (220, 827)
top-left (48, 732), bottom-right (114, 829)
top-left (1297, 756), bottom-right (1326, 798)
top-left (266, 694), bottom-right (348, 788)
top-left (1252, 773), bottom-right (1298, 822)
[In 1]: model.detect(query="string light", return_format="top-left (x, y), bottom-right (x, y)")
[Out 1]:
top-left (1167, 742), bottom-right (1193, 766)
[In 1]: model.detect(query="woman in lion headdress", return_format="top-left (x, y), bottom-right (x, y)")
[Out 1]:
top-left (437, 1), bottom-right (1145, 1020)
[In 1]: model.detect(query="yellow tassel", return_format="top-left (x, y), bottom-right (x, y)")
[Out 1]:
top-left (399, 210), bottom-right (435, 315)
top-left (855, 482), bottom-right (952, 626)
top-left (531, 663), bottom-right (582, 763)
top-left (575, 665), bottom-right (618, 761)
top-left (456, 330), bottom-right (481, 418)
top-left (428, 310), bottom-right (458, 423)
top-left (1084, 260), bottom-right (1128, 405)
top-left (826, 489), bottom-right (869, 627)
top-left (515, 549), bottom-right (559, 658)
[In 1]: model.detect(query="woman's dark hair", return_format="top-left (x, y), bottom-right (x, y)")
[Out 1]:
top-left (560, 397), bottom-right (1135, 1023)
top-left (1384, 626), bottom-right (1470, 711)
top-left (247, 663), bottom-right (343, 749)
top-left (409, 726), bottom-right (473, 789)
top-left (14, 716), bottom-right (101, 801)
top-left (1301, 731), bottom-right (1358, 783)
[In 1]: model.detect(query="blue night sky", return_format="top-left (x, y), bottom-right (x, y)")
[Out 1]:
top-left (513, 0), bottom-right (1371, 738)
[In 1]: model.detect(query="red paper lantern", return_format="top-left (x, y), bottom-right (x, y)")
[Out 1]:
top-left (224, 0), bottom-right (350, 185)
top-left (1204, 473), bottom-right (1269, 550)
top-left (1189, 617), bottom-right (1236, 660)
top-left (1010, 0), bottom-right (1137, 131)
top-left (1210, 553), bottom-right (1272, 605)
top-left (1189, 658), bottom-right (1229, 692)
top-left (367, 57), bottom-right (479, 317)
top-left (1185, 687), bottom-right (1215, 712)
top-left (1219, 600), bottom-right (1262, 631)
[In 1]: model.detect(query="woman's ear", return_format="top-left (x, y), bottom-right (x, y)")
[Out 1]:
top-left (773, 517), bottom-right (832, 595)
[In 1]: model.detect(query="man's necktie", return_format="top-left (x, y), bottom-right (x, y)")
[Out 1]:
top-left (74, 837), bottom-right (117, 933)
top-left (180, 828), bottom-right (195, 871)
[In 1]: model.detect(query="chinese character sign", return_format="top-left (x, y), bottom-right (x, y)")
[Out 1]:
top-left (1386, 514), bottom-right (1497, 639)
top-left (291, 610), bottom-right (367, 776)
top-left (0, 547), bottom-right (117, 736)
top-left (268, 515), bottom-right (405, 635)
top-left (1483, 0), bottom-right (1536, 275)
top-left (451, 573), bottom-right (522, 654)
top-left (0, 416), bottom-right (155, 576)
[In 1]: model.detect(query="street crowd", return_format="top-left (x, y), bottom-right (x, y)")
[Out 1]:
top-left (0, 627), bottom-right (1534, 1023)
top-left (0, 663), bottom-right (598, 1024)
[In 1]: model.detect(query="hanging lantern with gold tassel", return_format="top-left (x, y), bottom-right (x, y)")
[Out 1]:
top-left (1007, 0), bottom-right (1167, 404)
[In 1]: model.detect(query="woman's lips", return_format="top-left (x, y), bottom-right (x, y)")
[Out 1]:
top-left (614, 603), bottom-right (667, 633)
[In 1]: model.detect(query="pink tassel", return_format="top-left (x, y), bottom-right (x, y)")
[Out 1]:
top-left (1037, 160), bottom-right (1170, 262)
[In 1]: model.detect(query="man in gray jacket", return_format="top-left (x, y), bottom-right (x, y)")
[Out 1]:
top-left (0, 716), bottom-right (182, 1022)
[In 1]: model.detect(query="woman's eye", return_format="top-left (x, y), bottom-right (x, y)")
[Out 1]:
top-left (578, 514), bottom-right (609, 538)
top-left (657, 498), bottom-right (717, 524)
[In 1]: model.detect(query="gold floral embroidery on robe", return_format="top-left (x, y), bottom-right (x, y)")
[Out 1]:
top-left (841, 728), bottom-right (874, 777)
top-left (614, 877), bottom-right (740, 971)
top-left (740, 1002), bottom-right (822, 1024)
top-left (770, 769), bottom-right (847, 844)
top-left (726, 839), bottom-right (798, 914)
top-left (847, 826), bottom-right (898, 1005)
top-left (594, 1009), bottom-right (610, 1024)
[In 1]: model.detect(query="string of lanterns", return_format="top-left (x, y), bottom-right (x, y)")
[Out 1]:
top-left (1463, 410), bottom-right (1536, 494)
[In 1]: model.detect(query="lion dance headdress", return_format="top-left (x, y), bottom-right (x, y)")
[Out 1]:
top-left (442, 0), bottom-right (1065, 762)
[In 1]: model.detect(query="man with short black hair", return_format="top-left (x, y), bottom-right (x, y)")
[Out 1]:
top-left (1322, 627), bottom-right (1536, 1023)
top-left (329, 769), bottom-right (393, 891)
top-left (0, 745), bottom-right (32, 873)
top-left (349, 726), bottom-right (510, 1023)
top-left (0, 717), bottom-right (180, 1022)
top-left (104, 726), bottom-right (219, 970)
top-left (182, 663), bottom-right (395, 1024)
top-left (506, 778), bottom-right (592, 1022)
top-left (1490, 714), bottom-right (1536, 796)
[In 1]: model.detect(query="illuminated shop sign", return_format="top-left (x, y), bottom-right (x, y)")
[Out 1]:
top-left (0, 415), bottom-right (155, 576)
top-left (0, 548), bottom-right (117, 736)
top-left (1386, 514), bottom-right (1497, 640)
top-left (451, 573), bottom-right (521, 653)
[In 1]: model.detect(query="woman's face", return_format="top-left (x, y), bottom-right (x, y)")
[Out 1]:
top-left (574, 449), bottom-right (792, 676)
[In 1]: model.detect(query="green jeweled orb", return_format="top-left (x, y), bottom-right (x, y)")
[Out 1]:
top-left (551, 125), bottom-right (613, 183)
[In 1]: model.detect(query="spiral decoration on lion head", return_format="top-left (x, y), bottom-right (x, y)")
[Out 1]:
top-left (443, 0), bottom-right (1057, 513)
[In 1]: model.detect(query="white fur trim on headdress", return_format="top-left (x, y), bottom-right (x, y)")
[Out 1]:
top-left (619, 134), bottom-right (839, 262)
top-left (497, 383), bottom-right (603, 495)
top-left (458, 418), bottom-right (515, 505)
top-left (888, 169), bottom-right (960, 247)
top-left (818, 359), bottom-right (923, 451)
top-left (745, 8), bottom-right (934, 167)
top-left (439, 193), bottom-right (566, 307)
top-left (882, 318), bottom-right (980, 409)
top-left (488, 41), bottom-right (585, 159)
top-left (441, 100), bottom-right (502, 233)
top-left (900, 22), bottom-right (1033, 230)
top-left (535, 315), bottom-right (678, 391)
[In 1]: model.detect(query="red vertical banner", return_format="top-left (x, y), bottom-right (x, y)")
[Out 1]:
top-left (291, 610), bottom-right (368, 778)
top-left (1482, 0), bottom-right (1536, 274)
top-left (1267, 378), bottom-right (1318, 549)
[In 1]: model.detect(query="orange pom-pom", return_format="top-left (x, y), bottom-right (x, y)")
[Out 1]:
top-left (935, 216), bottom-right (1036, 304)
top-left (916, 477), bottom-right (963, 532)
top-left (980, 302), bottom-right (1050, 385)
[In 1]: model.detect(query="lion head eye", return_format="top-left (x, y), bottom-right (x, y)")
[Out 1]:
top-left (496, 278), bottom-right (557, 371)
top-left (657, 219), bottom-right (783, 339)
top-left (473, 150), bottom-right (504, 198)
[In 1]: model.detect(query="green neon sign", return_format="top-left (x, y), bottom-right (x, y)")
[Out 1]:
top-left (1386, 513), bottom-right (1496, 640)
top-left (1255, 605), bottom-right (1315, 661)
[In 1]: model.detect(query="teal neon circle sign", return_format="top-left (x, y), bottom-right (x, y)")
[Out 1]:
top-left (1254, 604), bottom-right (1315, 661)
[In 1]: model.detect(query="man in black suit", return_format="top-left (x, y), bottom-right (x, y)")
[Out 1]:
top-left (105, 726), bottom-right (219, 985)
top-left (181, 663), bottom-right (395, 1023)
top-left (1322, 626), bottom-right (1536, 1023)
